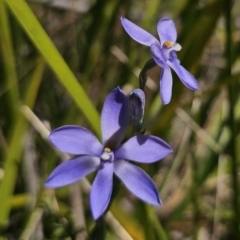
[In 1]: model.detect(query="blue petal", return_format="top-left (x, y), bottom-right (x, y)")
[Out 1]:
top-left (45, 156), bottom-right (100, 188)
top-left (114, 160), bottom-right (161, 205)
top-left (160, 66), bottom-right (173, 105)
top-left (121, 17), bottom-right (158, 47)
top-left (49, 125), bottom-right (103, 155)
top-left (90, 162), bottom-right (114, 220)
top-left (157, 18), bottom-right (177, 48)
top-left (150, 42), bottom-right (167, 68)
top-left (167, 56), bottom-right (199, 90)
top-left (114, 135), bottom-right (172, 163)
top-left (101, 87), bottom-right (130, 148)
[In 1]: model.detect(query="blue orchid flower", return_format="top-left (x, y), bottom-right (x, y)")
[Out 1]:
top-left (121, 17), bottom-right (199, 104)
top-left (45, 87), bottom-right (172, 220)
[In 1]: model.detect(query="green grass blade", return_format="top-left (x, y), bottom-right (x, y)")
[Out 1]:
top-left (0, 0), bottom-right (18, 126)
top-left (4, 0), bottom-right (100, 136)
top-left (0, 59), bottom-right (45, 226)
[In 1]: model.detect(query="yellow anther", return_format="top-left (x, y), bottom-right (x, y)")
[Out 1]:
top-left (163, 41), bottom-right (175, 48)
top-left (104, 147), bottom-right (111, 153)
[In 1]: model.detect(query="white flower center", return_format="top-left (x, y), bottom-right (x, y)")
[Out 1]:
top-left (163, 41), bottom-right (182, 60)
top-left (101, 147), bottom-right (113, 162)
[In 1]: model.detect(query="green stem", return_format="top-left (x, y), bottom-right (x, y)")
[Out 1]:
top-left (147, 206), bottom-right (168, 240)
top-left (139, 58), bottom-right (157, 90)
top-left (225, 0), bottom-right (240, 238)
top-left (88, 216), bottom-right (106, 240)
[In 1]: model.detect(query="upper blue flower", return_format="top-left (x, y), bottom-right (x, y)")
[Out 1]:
top-left (45, 87), bottom-right (172, 220)
top-left (121, 17), bottom-right (199, 105)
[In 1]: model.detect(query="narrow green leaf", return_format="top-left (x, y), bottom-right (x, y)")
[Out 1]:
top-left (4, 0), bottom-right (100, 136)
top-left (0, 59), bottom-right (44, 226)
top-left (147, 206), bottom-right (168, 240)
top-left (0, 0), bottom-right (18, 126)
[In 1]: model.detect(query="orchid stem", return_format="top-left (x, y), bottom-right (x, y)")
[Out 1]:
top-left (225, 0), bottom-right (240, 238)
top-left (88, 216), bottom-right (106, 240)
top-left (139, 58), bottom-right (157, 89)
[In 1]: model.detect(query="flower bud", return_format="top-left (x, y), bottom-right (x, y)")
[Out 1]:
top-left (128, 88), bottom-right (145, 121)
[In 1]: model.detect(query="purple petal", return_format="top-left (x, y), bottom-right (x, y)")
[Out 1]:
top-left (121, 17), bottom-right (158, 47)
top-left (90, 162), bottom-right (114, 220)
top-left (150, 42), bottom-right (167, 68)
top-left (171, 51), bottom-right (180, 64)
top-left (114, 160), bottom-right (161, 205)
top-left (45, 156), bottom-right (100, 188)
top-left (49, 125), bottom-right (103, 155)
top-left (160, 66), bottom-right (173, 105)
top-left (114, 135), bottom-right (172, 163)
top-left (167, 59), bottom-right (199, 90)
top-left (157, 18), bottom-right (177, 48)
top-left (101, 87), bottom-right (130, 148)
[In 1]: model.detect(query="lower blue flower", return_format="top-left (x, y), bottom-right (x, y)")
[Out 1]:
top-left (45, 87), bottom-right (172, 220)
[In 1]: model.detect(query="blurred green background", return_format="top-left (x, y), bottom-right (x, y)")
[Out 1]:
top-left (0, 0), bottom-right (240, 239)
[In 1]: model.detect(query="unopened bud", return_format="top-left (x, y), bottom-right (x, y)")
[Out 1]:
top-left (128, 88), bottom-right (145, 121)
